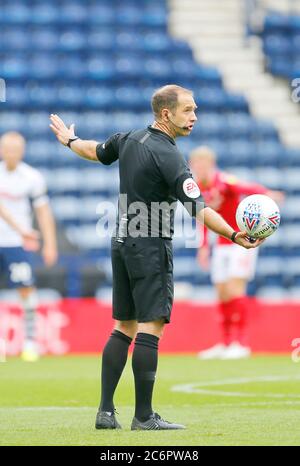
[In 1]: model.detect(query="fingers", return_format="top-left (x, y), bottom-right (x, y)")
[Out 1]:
top-left (50, 114), bottom-right (67, 132)
top-left (49, 116), bottom-right (62, 132)
top-left (49, 124), bottom-right (59, 135)
top-left (244, 238), bottom-right (264, 249)
top-left (236, 230), bottom-right (247, 238)
top-left (50, 113), bottom-right (65, 127)
top-left (236, 235), bottom-right (265, 249)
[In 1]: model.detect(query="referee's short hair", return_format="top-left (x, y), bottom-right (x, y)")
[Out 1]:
top-left (151, 84), bottom-right (193, 118)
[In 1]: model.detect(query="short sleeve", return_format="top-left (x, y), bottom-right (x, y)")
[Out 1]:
top-left (155, 147), bottom-right (187, 190)
top-left (30, 171), bottom-right (49, 208)
top-left (155, 148), bottom-right (206, 217)
top-left (96, 133), bottom-right (120, 165)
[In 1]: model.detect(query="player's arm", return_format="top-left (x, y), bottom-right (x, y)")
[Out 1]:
top-left (227, 175), bottom-right (285, 205)
top-left (34, 202), bottom-right (58, 267)
top-left (0, 203), bottom-right (39, 246)
top-left (49, 114), bottom-right (99, 162)
top-left (197, 223), bottom-right (210, 270)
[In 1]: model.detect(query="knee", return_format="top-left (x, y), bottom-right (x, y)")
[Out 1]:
top-left (114, 320), bottom-right (138, 339)
top-left (137, 319), bottom-right (165, 339)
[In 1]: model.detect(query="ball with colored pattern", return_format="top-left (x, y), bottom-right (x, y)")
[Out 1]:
top-left (236, 194), bottom-right (280, 239)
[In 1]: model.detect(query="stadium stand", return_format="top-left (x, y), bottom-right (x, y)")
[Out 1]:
top-left (0, 0), bottom-right (299, 297)
top-left (262, 9), bottom-right (300, 80)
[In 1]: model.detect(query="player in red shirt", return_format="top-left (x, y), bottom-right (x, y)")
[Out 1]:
top-left (190, 146), bottom-right (283, 359)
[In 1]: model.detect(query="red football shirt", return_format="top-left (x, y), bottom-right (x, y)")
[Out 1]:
top-left (198, 171), bottom-right (267, 245)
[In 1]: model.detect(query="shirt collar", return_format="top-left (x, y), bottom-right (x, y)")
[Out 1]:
top-left (147, 126), bottom-right (176, 145)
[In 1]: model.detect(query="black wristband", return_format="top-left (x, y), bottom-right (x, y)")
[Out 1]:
top-left (231, 231), bottom-right (238, 243)
top-left (67, 137), bottom-right (79, 148)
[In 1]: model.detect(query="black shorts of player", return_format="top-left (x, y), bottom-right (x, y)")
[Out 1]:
top-left (111, 236), bottom-right (174, 324)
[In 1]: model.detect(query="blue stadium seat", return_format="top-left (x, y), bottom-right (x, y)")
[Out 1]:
top-left (289, 15), bottom-right (300, 32)
top-left (88, 30), bottom-right (116, 51)
top-left (282, 196), bottom-right (300, 222)
top-left (51, 196), bottom-right (81, 225)
top-left (5, 85), bottom-right (28, 109)
top-left (58, 30), bottom-right (87, 52)
top-left (57, 4), bottom-right (87, 25)
top-left (114, 87), bottom-right (148, 110)
top-left (292, 34), bottom-right (300, 52)
top-left (263, 35), bottom-right (292, 56)
top-left (282, 169), bottom-right (300, 193)
top-left (116, 7), bottom-right (143, 27)
top-left (0, 57), bottom-right (27, 79)
top-left (31, 4), bottom-right (59, 25)
top-left (26, 113), bottom-right (51, 137)
top-left (255, 141), bottom-right (282, 166)
top-left (2, 28), bottom-right (30, 50)
top-left (88, 5), bottom-right (115, 26)
top-left (268, 56), bottom-right (292, 78)
top-left (58, 56), bottom-right (87, 79)
top-left (143, 57), bottom-right (173, 80)
top-left (262, 12), bottom-right (300, 79)
top-left (30, 29), bottom-right (58, 51)
top-left (142, 33), bottom-right (174, 54)
top-left (57, 85), bottom-right (85, 109)
top-left (87, 57), bottom-right (115, 80)
top-left (29, 56), bottom-right (58, 79)
top-left (191, 113), bottom-right (228, 138)
top-left (227, 141), bottom-right (254, 165)
top-left (264, 11), bottom-right (289, 33)
top-left (85, 87), bottom-right (115, 110)
top-left (281, 148), bottom-right (300, 166)
top-left (1, 4), bottom-right (31, 24)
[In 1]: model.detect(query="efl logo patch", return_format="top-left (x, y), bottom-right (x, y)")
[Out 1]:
top-left (183, 178), bottom-right (201, 199)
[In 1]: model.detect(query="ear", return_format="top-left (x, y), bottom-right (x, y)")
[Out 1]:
top-left (161, 108), bottom-right (170, 122)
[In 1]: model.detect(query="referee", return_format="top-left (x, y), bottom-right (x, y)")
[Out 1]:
top-left (50, 84), bottom-right (262, 430)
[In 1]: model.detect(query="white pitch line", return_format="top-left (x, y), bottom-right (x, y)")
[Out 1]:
top-left (1, 401), bottom-right (300, 413)
top-left (0, 407), bottom-right (95, 412)
top-left (172, 375), bottom-right (300, 398)
top-left (199, 400), bottom-right (300, 408)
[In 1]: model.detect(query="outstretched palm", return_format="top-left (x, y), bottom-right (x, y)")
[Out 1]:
top-left (49, 114), bottom-right (75, 146)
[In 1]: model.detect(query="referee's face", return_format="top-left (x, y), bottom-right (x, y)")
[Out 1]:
top-left (169, 92), bottom-right (198, 137)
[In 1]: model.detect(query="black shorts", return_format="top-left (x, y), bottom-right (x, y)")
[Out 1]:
top-left (111, 236), bottom-right (174, 324)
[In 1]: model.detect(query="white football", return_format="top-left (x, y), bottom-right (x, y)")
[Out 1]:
top-left (236, 194), bottom-right (280, 239)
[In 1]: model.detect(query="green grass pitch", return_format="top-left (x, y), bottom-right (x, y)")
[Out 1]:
top-left (0, 354), bottom-right (299, 446)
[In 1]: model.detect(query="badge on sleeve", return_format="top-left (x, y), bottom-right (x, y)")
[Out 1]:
top-left (183, 178), bottom-right (201, 199)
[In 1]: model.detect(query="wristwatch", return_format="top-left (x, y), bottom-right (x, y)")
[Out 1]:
top-left (67, 137), bottom-right (79, 148)
top-left (231, 231), bottom-right (238, 243)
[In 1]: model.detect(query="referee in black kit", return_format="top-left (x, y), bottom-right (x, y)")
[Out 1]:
top-left (50, 85), bottom-right (262, 431)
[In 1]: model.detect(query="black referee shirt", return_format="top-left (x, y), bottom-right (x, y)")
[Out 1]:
top-left (96, 126), bottom-right (206, 239)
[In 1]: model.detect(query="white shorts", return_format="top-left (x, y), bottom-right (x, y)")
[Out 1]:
top-left (210, 244), bottom-right (258, 284)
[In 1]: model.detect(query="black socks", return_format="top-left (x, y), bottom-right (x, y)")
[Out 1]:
top-left (132, 332), bottom-right (159, 422)
top-left (100, 330), bottom-right (132, 413)
top-left (100, 330), bottom-right (160, 421)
